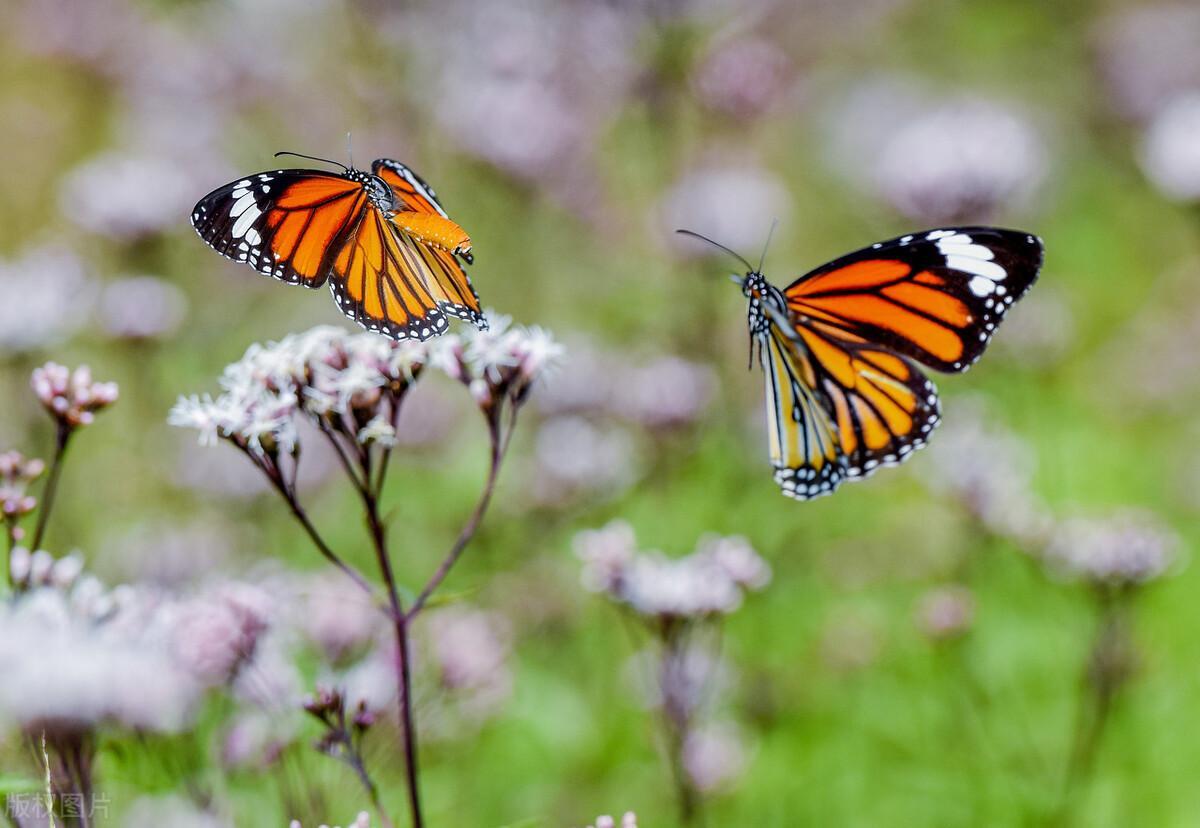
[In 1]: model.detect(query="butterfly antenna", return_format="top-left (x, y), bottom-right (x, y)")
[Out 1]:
top-left (675, 229), bottom-right (755, 274)
top-left (757, 218), bottom-right (779, 274)
top-left (273, 151), bottom-right (348, 170)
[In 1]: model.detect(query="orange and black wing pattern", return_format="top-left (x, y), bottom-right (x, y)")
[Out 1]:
top-left (372, 158), bottom-right (485, 329)
top-left (784, 228), bottom-right (1043, 373)
top-left (191, 169), bottom-right (367, 288)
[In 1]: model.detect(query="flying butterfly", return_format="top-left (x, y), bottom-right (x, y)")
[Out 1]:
top-left (191, 152), bottom-right (485, 341)
top-left (680, 227), bottom-right (1043, 500)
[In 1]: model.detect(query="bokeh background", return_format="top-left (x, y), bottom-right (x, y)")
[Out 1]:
top-left (1, 0), bottom-right (1199, 825)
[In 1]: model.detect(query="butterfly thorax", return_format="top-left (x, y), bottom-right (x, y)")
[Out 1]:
top-left (742, 272), bottom-right (788, 339)
top-left (348, 170), bottom-right (399, 215)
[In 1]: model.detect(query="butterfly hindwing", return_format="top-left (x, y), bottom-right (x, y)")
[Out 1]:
top-left (784, 227), bottom-right (1043, 373)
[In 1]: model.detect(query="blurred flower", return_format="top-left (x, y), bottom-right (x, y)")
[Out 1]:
top-left (0, 451), bottom-right (44, 525)
top-left (169, 582), bottom-right (272, 685)
top-left (31, 362), bottom-right (119, 429)
top-left (918, 402), bottom-right (1051, 546)
top-left (9, 548), bottom-right (83, 592)
top-left (693, 36), bottom-right (792, 120)
top-left (614, 356), bottom-right (717, 429)
top-left (1094, 4), bottom-right (1200, 122)
top-left (102, 520), bottom-right (235, 587)
top-left (661, 162), bottom-right (792, 255)
top-left (0, 246), bottom-right (95, 351)
top-left (425, 606), bottom-right (513, 719)
top-left (60, 150), bottom-right (199, 240)
top-left (536, 343), bottom-right (716, 430)
top-left (576, 521), bottom-right (770, 620)
top-left (915, 585), bottom-right (975, 641)
top-left (0, 583), bottom-right (204, 735)
top-left (400, 0), bottom-right (638, 183)
top-left (1138, 93), bottom-right (1200, 202)
top-left (530, 417), bottom-right (637, 505)
top-left (683, 721), bottom-right (747, 793)
top-left (585, 813), bottom-right (638, 828)
top-left (289, 574), bottom-right (383, 666)
top-left (1042, 512), bottom-right (1180, 587)
top-left (289, 813), bottom-right (370, 828)
top-left (99, 276), bottom-right (188, 340)
top-left (221, 709), bottom-right (292, 770)
top-left (874, 99), bottom-right (1047, 224)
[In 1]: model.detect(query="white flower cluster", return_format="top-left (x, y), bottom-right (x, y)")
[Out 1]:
top-left (0, 557), bottom-right (275, 736)
top-left (575, 521), bottom-right (771, 619)
top-left (32, 362), bottom-right (119, 429)
top-left (170, 316), bottom-right (562, 455)
top-left (1042, 512), bottom-right (1180, 586)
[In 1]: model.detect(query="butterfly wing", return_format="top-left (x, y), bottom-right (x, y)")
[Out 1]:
top-left (761, 322), bottom-right (847, 499)
top-left (191, 170), bottom-right (368, 288)
top-left (784, 227), bottom-right (1043, 372)
top-left (372, 158), bottom-right (485, 329)
top-left (327, 205), bottom-right (455, 340)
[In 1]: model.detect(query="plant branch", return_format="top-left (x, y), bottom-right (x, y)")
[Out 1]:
top-left (30, 424), bottom-right (71, 551)
top-left (406, 409), bottom-right (515, 620)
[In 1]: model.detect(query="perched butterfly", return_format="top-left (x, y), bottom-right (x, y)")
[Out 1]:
top-left (191, 153), bottom-right (485, 341)
top-left (681, 227), bottom-right (1043, 500)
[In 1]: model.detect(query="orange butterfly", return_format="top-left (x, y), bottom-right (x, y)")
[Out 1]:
top-left (191, 153), bottom-right (484, 340)
top-left (682, 227), bottom-right (1043, 499)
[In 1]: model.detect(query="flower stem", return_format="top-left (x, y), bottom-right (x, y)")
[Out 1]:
top-left (30, 424), bottom-right (71, 551)
top-left (406, 412), bottom-right (513, 620)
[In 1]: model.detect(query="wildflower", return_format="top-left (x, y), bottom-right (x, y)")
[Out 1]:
top-left (1094, 3), bottom-right (1200, 122)
top-left (693, 36), bottom-right (792, 120)
top-left (9, 548), bottom-right (84, 591)
top-left (531, 417), bottom-right (637, 504)
top-left (661, 162), bottom-right (793, 255)
top-left (683, 721), bottom-right (748, 793)
top-left (31, 362), bottom-right (119, 429)
top-left (169, 582), bottom-right (272, 685)
top-left (918, 402), bottom-right (1051, 546)
top-left (575, 521), bottom-right (771, 620)
top-left (1042, 512), bottom-right (1180, 587)
top-left (915, 585), bottom-right (975, 641)
top-left (59, 150), bottom-right (197, 240)
top-left (426, 606), bottom-right (513, 719)
top-left (1138, 93), bottom-right (1200, 202)
top-left (0, 451), bottom-right (44, 524)
top-left (874, 99), bottom-right (1047, 224)
top-left (98, 275), bottom-right (187, 340)
top-left (0, 246), bottom-right (95, 351)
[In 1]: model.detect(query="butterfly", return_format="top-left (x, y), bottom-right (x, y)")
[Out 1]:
top-left (681, 227), bottom-right (1043, 500)
top-left (191, 153), bottom-right (485, 341)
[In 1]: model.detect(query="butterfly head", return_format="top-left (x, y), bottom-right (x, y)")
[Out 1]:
top-left (351, 170), bottom-right (398, 214)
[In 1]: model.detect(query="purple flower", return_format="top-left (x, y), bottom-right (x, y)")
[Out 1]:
top-left (693, 36), bottom-right (792, 120)
top-left (0, 246), bottom-right (95, 351)
top-left (915, 585), bottom-right (975, 641)
top-left (1094, 4), bottom-right (1200, 122)
top-left (1139, 93), bottom-right (1200, 202)
top-left (661, 162), bottom-right (792, 255)
top-left (683, 721), bottom-right (748, 793)
top-left (1042, 512), bottom-right (1180, 586)
top-left (31, 362), bottom-right (119, 429)
top-left (99, 276), bottom-right (188, 340)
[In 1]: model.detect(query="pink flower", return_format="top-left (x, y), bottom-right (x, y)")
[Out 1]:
top-left (31, 362), bottom-right (119, 429)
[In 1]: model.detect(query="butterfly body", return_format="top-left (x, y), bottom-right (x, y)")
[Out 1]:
top-left (725, 227), bottom-right (1042, 500)
top-left (191, 158), bottom-right (483, 341)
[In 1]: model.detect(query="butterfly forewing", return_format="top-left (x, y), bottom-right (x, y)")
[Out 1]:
top-left (191, 170), bottom-right (366, 288)
top-left (784, 227), bottom-right (1043, 372)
